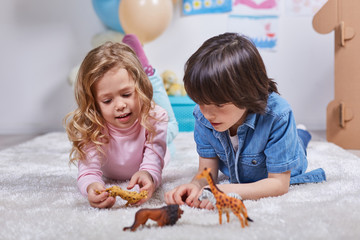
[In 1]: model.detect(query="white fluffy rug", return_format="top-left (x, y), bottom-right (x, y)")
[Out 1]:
top-left (1, 132), bottom-right (359, 240)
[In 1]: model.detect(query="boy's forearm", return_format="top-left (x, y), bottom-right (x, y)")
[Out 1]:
top-left (218, 176), bottom-right (290, 200)
top-left (193, 156), bottom-right (219, 189)
top-left (190, 177), bottom-right (208, 189)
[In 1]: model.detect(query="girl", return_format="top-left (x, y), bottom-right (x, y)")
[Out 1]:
top-left (65, 35), bottom-right (173, 208)
top-left (165, 33), bottom-right (326, 209)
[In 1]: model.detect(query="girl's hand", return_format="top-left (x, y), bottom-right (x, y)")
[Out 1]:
top-left (87, 182), bottom-right (116, 209)
top-left (127, 170), bottom-right (156, 205)
top-left (164, 183), bottom-right (202, 207)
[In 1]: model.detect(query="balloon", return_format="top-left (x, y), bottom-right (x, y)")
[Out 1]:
top-left (92, 0), bottom-right (125, 33)
top-left (119, 0), bottom-right (173, 43)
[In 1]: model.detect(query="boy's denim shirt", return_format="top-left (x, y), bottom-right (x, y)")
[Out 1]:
top-left (193, 92), bottom-right (326, 184)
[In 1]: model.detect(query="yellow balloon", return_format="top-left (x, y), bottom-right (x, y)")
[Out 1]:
top-left (119, 0), bottom-right (173, 44)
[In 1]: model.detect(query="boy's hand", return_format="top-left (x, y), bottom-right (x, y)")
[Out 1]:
top-left (164, 183), bottom-right (202, 207)
top-left (87, 182), bottom-right (116, 209)
top-left (127, 170), bottom-right (155, 205)
top-left (197, 186), bottom-right (216, 210)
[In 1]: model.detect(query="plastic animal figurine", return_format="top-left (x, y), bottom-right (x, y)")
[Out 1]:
top-left (199, 188), bottom-right (243, 207)
top-left (196, 168), bottom-right (252, 227)
top-left (123, 204), bottom-right (184, 231)
top-left (96, 186), bottom-right (148, 206)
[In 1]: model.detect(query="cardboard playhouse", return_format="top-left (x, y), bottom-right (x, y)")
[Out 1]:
top-left (313, 0), bottom-right (360, 149)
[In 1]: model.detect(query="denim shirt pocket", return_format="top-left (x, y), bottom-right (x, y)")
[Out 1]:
top-left (237, 153), bottom-right (267, 183)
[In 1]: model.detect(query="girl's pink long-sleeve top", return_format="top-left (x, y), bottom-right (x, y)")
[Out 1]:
top-left (77, 105), bottom-right (169, 197)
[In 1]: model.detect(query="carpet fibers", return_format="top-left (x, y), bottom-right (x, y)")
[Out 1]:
top-left (0, 132), bottom-right (359, 240)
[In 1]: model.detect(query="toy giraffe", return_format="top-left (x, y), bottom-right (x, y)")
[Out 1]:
top-left (96, 186), bottom-right (148, 206)
top-left (196, 168), bottom-right (252, 227)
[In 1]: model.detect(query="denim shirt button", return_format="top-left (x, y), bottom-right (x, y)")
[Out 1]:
top-left (251, 159), bottom-right (257, 165)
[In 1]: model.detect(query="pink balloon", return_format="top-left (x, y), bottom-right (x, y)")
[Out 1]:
top-left (119, 0), bottom-right (173, 43)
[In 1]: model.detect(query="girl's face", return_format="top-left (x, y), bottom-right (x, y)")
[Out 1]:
top-left (94, 67), bottom-right (140, 129)
top-left (199, 103), bottom-right (247, 135)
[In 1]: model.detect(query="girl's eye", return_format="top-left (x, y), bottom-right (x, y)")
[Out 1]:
top-left (102, 99), bottom-right (112, 104)
top-left (122, 92), bottom-right (132, 98)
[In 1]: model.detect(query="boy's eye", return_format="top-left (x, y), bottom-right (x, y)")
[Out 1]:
top-left (215, 102), bottom-right (232, 108)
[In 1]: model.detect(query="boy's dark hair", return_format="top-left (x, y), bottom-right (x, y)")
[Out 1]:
top-left (183, 32), bottom-right (278, 114)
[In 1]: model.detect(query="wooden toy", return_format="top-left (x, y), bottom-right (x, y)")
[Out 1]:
top-left (196, 168), bottom-right (252, 228)
top-left (123, 204), bottom-right (184, 231)
top-left (313, 0), bottom-right (360, 149)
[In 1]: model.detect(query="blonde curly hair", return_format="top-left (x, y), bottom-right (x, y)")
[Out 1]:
top-left (64, 42), bottom-right (155, 165)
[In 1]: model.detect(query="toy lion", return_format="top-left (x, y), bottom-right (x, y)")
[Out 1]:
top-left (123, 204), bottom-right (184, 231)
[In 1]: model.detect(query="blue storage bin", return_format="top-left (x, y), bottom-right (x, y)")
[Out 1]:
top-left (169, 96), bottom-right (196, 132)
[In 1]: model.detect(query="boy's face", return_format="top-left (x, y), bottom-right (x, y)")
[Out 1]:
top-left (199, 103), bottom-right (247, 135)
top-left (94, 67), bottom-right (140, 129)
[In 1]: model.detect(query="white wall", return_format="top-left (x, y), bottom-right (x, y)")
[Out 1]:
top-left (0, 0), bottom-right (103, 134)
top-left (0, 0), bottom-right (333, 134)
